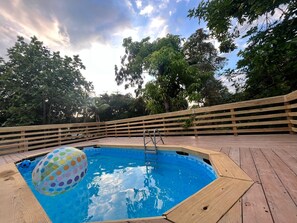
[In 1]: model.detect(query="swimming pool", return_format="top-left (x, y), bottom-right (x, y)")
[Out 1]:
top-left (17, 147), bottom-right (217, 222)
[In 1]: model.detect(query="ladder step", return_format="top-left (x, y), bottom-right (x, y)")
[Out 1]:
top-left (145, 149), bottom-right (157, 154)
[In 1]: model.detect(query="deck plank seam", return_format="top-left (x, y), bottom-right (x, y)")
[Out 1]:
top-left (249, 147), bottom-right (276, 223)
top-left (260, 148), bottom-right (297, 207)
top-left (272, 148), bottom-right (297, 176)
top-left (238, 147), bottom-right (244, 223)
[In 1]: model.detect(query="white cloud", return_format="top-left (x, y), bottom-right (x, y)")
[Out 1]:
top-left (159, 0), bottom-right (170, 9)
top-left (112, 26), bottom-right (141, 42)
top-left (136, 0), bottom-right (142, 9)
top-left (78, 43), bottom-right (136, 95)
top-left (147, 17), bottom-right (169, 38)
top-left (0, 0), bottom-right (132, 50)
top-left (139, 5), bottom-right (154, 16)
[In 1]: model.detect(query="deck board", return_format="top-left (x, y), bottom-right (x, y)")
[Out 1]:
top-left (218, 146), bottom-right (242, 223)
top-left (261, 149), bottom-right (297, 205)
top-left (272, 148), bottom-right (297, 174)
top-left (242, 183), bottom-right (274, 223)
top-left (0, 163), bottom-right (51, 222)
top-left (251, 148), bottom-right (297, 223)
top-left (0, 135), bottom-right (297, 223)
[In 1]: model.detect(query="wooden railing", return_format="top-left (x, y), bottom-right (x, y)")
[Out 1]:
top-left (0, 90), bottom-right (296, 155)
top-left (104, 90), bottom-right (297, 137)
top-left (0, 122), bottom-right (105, 155)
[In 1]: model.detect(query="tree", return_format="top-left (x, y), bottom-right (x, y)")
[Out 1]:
top-left (183, 29), bottom-right (231, 105)
top-left (142, 81), bottom-right (188, 114)
top-left (87, 97), bottom-right (110, 122)
top-left (115, 34), bottom-right (202, 112)
top-left (189, 0), bottom-right (297, 99)
top-left (0, 36), bottom-right (93, 126)
top-left (99, 93), bottom-right (147, 121)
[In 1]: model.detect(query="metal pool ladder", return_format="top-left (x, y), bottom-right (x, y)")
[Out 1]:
top-left (143, 129), bottom-right (164, 154)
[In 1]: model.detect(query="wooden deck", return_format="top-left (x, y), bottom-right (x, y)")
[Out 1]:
top-left (0, 135), bottom-right (297, 223)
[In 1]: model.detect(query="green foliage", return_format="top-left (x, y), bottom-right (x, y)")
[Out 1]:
top-left (183, 29), bottom-right (225, 71)
top-left (115, 34), bottom-right (194, 112)
top-left (86, 97), bottom-right (110, 122)
top-left (116, 31), bottom-right (230, 112)
top-left (142, 81), bottom-right (188, 114)
top-left (0, 36), bottom-right (93, 126)
top-left (189, 0), bottom-right (297, 99)
top-left (182, 115), bottom-right (196, 129)
top-left (98, 93), bottom-right (148, 121)
top-left (183, 29), bottom-right (231, 105)
top-left (238, 17), bottom-right (297, 98)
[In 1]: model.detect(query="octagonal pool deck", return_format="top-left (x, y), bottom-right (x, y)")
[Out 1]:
top-left (1, 135), bottom-right (297, 223)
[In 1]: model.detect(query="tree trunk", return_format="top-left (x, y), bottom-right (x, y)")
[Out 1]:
top-left (95, 113), bottom-right (100, 122)
top-left (164, 99), bottom-right (170, 113)
top-left (42, 99), bottom-right (46, 124)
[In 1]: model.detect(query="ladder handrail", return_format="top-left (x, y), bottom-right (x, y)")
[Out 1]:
top-left (143, 129), bottom-right (164, 150)
top-left (153, 129), bottom-right (164, 146)
top-left (143, 130), bottom-right (154, 146)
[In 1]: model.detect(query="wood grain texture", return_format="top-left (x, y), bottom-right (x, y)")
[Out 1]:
top-left (166, 177), bottom-right (253, 223)
top-left (273, 148), bottom-right (297, 174)
top-left (0, 163), bottom-right (51, 223)
top-left (210, 153), bottom-right (252, 181)
top-left (218, 147), bottom-right (242, 223)
top-left (251, 148), bottom-right (297, 223)
top-left (242, 183), bottom-right (273, 223)
top-left (261, 149), bottom-right (297, 204)
top-left (218, 200), bottom-right (242, 223)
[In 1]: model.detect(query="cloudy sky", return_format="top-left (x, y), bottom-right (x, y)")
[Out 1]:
top-left (0, 0), bottom-right (240, 95)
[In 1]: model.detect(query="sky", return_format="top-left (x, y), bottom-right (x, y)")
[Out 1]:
top-left (0, 0), bottom-right (241, 96)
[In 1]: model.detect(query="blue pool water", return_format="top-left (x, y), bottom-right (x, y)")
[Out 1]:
top-left (17, 147), bottom-right (217, 222)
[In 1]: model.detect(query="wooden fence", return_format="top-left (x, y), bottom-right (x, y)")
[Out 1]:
top-left (104, 90), bottom-right (297, 137)
top-left (1, 91), bottom-right (297, 155)
top-left (0, 122), bottom-right (105, 155)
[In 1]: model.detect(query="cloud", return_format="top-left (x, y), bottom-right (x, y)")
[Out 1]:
top-left (136, 0), bottom-right (143, 9)
top-left (146, 17), bottom-right (169, 39)
top-left (0, 0), bottom-right (132, 51)
top-left (139, 5), bottom-right (154, 16)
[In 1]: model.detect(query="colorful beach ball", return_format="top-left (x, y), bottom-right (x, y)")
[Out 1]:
top-left (32, 147), bottom-right (88, 196)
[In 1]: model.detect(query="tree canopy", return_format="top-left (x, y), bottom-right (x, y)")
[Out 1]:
top-left (115, 31), bottom-right (230, 113)
top-left (98, 93), bottom-right (148, 121)
top-left (189, 0), bottom-right (297, 99)
top-left (0, 36), bottom-right (93, 126)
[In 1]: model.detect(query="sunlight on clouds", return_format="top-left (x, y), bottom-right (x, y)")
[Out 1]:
top-left (136, 0), bottom-right (142, 9)
top-left (0, 1), bottom-right (71, 52)
top-left (77, 43), bottom-right (135, 95)
top-left (113, 26), bottom-right (141, 42)
top-left (140, 5), bottom-right (154, 16)
top-left (147, 17), bottom-right (169, 38)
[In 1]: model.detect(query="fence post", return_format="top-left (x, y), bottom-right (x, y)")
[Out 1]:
top-left (58, 128), bottom-right (62, 145)
top-left (162, 118), bottom-right (167, 136)
top-left (284, 100), bottom-right (293, 134)
top-left (115, 123), bottom-right (118, 137)
top-left (230, 109), bottom-right (238, 136)
top-left (128, 122), bottom-right (131, 138)
top-left (192, 110), bottom-right (198, 137)
top-left (21, 131), bottom-right (28, 151)
top-left (104, 123), bottom-right (107, 137)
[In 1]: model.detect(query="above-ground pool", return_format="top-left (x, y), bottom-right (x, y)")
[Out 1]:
top-left (17, 147), bottom-right (217, 222)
